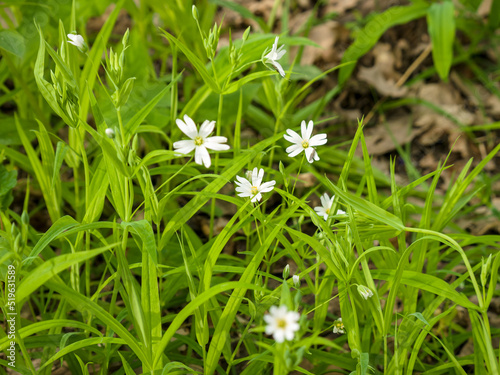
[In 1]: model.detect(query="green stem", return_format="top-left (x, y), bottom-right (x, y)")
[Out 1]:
top-left (116, 107), bottom-right (126, 147)
top-left (209, 93), bottom-right (224, 238)
top-left (290, 154), bottom-right (305, 197)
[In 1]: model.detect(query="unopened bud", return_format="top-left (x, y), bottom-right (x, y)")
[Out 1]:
top-left (293, 274), bottom-right (300, 288)
top-left (192, 5), bottom-right (199, 21)
top-left (283, 264), bottom-right (290, 280)
top-left (357, 285), bottom-right (374, 300)
top-left (105, 128), bottom-right (115, 139)
top-left (122, 28), bottom-right (130, 48)
top-left (242, 26), bottom-right (251, 42)
top-left (67, 33), bottom-right (88, 53)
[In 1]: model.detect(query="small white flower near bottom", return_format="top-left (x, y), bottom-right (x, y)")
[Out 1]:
top-left (235, 167), bottom-right (276, 203)
top-left (333, 318), bottom-right (344, 334)
top-left (358, 285), bottom-right (374, 300)
top-left (264, 305), bottom-right (300, 343)
top-left (314, 193), bottom-right (346, 220)
top-left (173, 115), bottom-right (230, 168)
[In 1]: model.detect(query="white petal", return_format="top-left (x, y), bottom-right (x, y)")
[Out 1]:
top-left (287, 146), bottom-right (304, 158)
top-left (273, 330), bottom-right (285, 343)
top-left (251, 168), bottom-right (259, 186)
top-left (305, 120), bottom-right (314, 140)
top-left (199, 120), bottom-right (215, 138)
top-left (286, 144), bottom-right (302, 154)
top-left (276, 45), bottom-right (286, 60)
top-left (304, 147), bottom-right (314, 162)
top-left (320, 193), bottom-right (331, 208)
top-left (194, 145), bottom-right (211, 168)
top-left (204, 141), bottom-right (230, 151)
top-left (254, 168), bottom-right (264, 187)
top-left (284, 129), bottom-right (302, 144)
top-left (173, 140), bottom-right (196, 155)
top-left (176, 117), bottom-right (197, 139)
top-left (300, 120), bottom-right (307, 140)
top-left (259, 181), bottom-right (276, 193)
top-left (235, 176), bottom-right (252, 188)
top-left (272, 36), bottom-right (279, 52)
top-left (309, 134), bottom-right (327, 146)
top-left (236, 191), bottom-right (252, 198)
top-left (250, 193), bottom-right (262, 203)
top-left (270, 60), bottom-right (285, 77)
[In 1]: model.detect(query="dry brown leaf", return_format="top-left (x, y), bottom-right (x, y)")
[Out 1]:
top-left (357, 44), bottom-right (408, 97)
top-left (325, 0), bottom-right (359, 15)
top-left (486, 94), bottom-right (500, 117)
top-left (299, 21), bottom-right (340, 65)
top-left (363, 114), bottom-right (426, 155)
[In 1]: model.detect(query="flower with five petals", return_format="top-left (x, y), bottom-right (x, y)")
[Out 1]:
top-left (264, 305), bottom-right (300, 343)
top-left (173, 115), bottom-right (230, 168)
top-left (235, 167), bottom-right (275, 203)
top-left (284, 120), bottom-right (327, 163)
top-left (314, 193), bottom-right (346, 220)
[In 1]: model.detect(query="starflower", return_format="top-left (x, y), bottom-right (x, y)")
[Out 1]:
top-left (264, 305), bottom-right (300, 343)
top-left (333, 318), bottom-right (344, 334)
top-left (263, 36), bottom-right (286, 78)
top-left (314, 193), bottom-right (346, 220)
top-left (284, 120), bottom-right (327, 163)
top-left (173, 115), bottom-right (230, 168)
top-left (358, 285), bottom-right (374, 300)
top-left (235, 167), bottom-right (275, 203)
top-left (67, 33), bottom-right (87, 53)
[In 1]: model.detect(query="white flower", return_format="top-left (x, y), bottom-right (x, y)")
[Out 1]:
top-left (314, 193), bottom-right (346, 220)
top-left (105, 128), bottom-right (115, 139)
top-left (357, 285), bottom-right (374, 300)
top-left (284, 120), bottom-right (327, 163)
top-left (264, 305), bottom-right (300, 343)
top-left (292, 275), bottom-right (300, 288)
top-left (67, 34), bottom-right (87, 52)
top-left (173, 115), bottom-right (230, 168)
top-left (263, 36), bottom-right (286, 78)
top-left (235, 167), bottom-right (275, 203)
top-left (333, 318), bottom-right (344, 334)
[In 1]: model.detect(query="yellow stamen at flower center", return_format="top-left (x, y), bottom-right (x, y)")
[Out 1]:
top-left (325, 208), bottom-right (330, 215)
top-left (302, 140), bottom-right (309, 149)
top-left (194, 136), bottom-right (204, 146)
top-left (276, 318), bottom-right (287, 329)
top-left (251, 186), bottom-right (259, 195)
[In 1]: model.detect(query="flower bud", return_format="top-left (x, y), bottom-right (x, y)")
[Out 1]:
top-left (105, 128), bottom-right (115, 139)
top-left (21, 211), bottom-right (29, 226)
top-left (192, 5), bottom-right (199, 21)
top-left (122, 28), bottom-right (130, 48)
top-left (242, 26), bottom-right (251, 42)
top-left (67, 33), bottom-right (88, 53)
top-left (292, 274), bottom-right (300, 288)
top-left (357, 285), bottom-right (374, 300)
top-left (283, 264), bottom-right (290, 280)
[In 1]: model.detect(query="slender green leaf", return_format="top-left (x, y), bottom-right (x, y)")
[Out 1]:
top-left (427, 2), bottom-right (455, 81)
